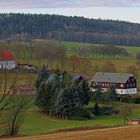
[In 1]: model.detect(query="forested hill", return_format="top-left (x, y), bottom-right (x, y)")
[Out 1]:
top-left (0, 13), bottom-right (140, 46)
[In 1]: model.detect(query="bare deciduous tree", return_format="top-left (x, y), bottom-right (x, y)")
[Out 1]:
top-left (120, 104), bottom-right (134, 124)
top-left (102, 61), bottom-right (117, 73)
top-left (0, 68), bottom-right (33, 136)
top-left (69, 55), bottom-right (80, 73)
top-left (3, 96), bottom-right (32, 136)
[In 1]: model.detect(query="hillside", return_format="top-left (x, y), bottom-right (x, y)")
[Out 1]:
top-left (1, 126), bottom-right (140, 140)
top-left (0, 14), bottom-right (140, 46)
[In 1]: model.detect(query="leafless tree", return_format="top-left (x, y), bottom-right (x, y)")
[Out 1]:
top-left (35, 41), bottom-right (59, 68)
top-left (126, 65), bottom-right (138, 78)
top-left (69, 55), bottom-right (80, 73)
top-left (0, 69), bottom-right (17, 112)
top-left (73, 44), bottom-right (92, 58)
top-left (0, 69), bottom-right (33, 136)
top-left (2, 96), bottom-right (32, 136)
top-left (56, 47), bottom-right (67, 71)
top-left (102, 61), bottom-right (117, 73)
top-left (120, 104), bottom-right (134, 124)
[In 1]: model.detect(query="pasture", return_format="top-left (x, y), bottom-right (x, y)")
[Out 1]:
top-left (10, 102), bottom-right (140, 135)
top-left (1, 39), bottom-right (140, 84)
top-left (1, 40), bottom-right (140, 137)
top-left (1, 126), bottom-right (140, 140)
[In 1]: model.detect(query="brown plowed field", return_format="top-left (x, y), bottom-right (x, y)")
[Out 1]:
top-left (1, 126), bottom-right (140, 140)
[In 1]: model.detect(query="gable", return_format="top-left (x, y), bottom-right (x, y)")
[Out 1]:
top-left (0, 50), bottom-right (15, 60)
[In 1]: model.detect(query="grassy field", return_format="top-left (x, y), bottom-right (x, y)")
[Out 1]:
top-left (15, 102), bottom-right (140, 136)
top-left (1, 126), bottom-right (140, 140)
top-left (1, 40), bottom-right (140, 136)
top-left (2, 39), bottom-right (140, 84)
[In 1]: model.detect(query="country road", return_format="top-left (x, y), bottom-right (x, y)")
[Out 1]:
top-left (0, 125), bottom-right (140, 140)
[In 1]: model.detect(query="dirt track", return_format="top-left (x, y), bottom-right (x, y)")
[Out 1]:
top-left (1, 126), bottom-right (140, 140)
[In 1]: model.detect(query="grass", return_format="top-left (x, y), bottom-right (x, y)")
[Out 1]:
top-left (20, 106), bottom-right (122, 135)
top-left (1, 40), bottom-right (140, 136)
top-left (11, 126), bottom-right (140, 140)
top-left (17, 101), bottom-right (140, 136)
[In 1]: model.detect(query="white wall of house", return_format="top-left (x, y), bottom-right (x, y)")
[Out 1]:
top-left (116, 88), bottom-right (137, 95)
top-left (91, 87), bottom-right (137, 94)
top-left (118, 88), bottom-right (137, 94)
top-left (0, 60), bottom-right (16, 69)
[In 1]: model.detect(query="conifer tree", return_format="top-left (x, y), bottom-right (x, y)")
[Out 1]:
top-left (35, 65), bottom-right (48, 89)
top-left (106, 85), bottom-right (118, 104)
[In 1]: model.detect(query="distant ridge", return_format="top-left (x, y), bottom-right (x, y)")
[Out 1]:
top-left (0, 13), bottom-right (140, 46)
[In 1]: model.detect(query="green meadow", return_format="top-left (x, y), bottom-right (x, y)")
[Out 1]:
top-left (18, 102), bottom-right (140, 135)
top-left (1, 40), bottom-right (140, 136)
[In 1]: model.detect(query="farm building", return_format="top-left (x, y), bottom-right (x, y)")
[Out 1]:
top-left (128, 119), bottom-right (140, 125)
top-left (12, 84), bottom-right (36, 95)
top-left (90, 72), bottom-right (137, 94)
top-left (0, 49), bottom-right (16, 69)
top-left (16, 63), bottom-right (38, 70)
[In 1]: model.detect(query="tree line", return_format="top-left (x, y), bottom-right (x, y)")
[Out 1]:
top-left (0, 13), bottom-right (140, 46)
top-left (35, 66), bottom-right (90, 119)
top-left (73, 45), bottom-right (128, 58)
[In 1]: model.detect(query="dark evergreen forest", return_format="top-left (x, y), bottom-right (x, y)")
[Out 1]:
top-left (0, 13), bottom-right (140, 46)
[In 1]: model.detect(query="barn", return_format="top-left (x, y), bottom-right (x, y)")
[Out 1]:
top-left (0, 50), bottom-right (16, 69)
top-left (90, 72), bottom-right (137, 94)
top-left (128, 119), bottom-right (140, 125)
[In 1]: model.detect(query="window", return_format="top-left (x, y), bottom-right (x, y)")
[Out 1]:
top-left (133, 83), bottom-right (135, 87)
top-left (120, 84), bottom-right (123, 88)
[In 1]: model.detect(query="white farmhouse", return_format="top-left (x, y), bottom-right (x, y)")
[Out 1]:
top-left (0, 50), bottom-right (16, 69)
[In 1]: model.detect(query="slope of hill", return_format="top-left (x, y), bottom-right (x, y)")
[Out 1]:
top-left (1, 126), bottom-right (140, 140)
top-left (0, 14), bottom-right (140, 46)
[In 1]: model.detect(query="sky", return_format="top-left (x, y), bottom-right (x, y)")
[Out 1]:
top-left (0, 0), bottom-right (140, 23)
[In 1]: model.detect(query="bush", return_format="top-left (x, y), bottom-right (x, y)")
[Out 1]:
top-left (120, 96), bottom-right (140, 104)
top-left (99, 106), bottom-right (119, 115)
top-left (73, 108), bottom-right (94, 119)
top-left (93, 103), bottom-right (100, 115)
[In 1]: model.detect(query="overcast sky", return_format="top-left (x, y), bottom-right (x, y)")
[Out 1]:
top-left (0, 0), bottom-right (140, 23)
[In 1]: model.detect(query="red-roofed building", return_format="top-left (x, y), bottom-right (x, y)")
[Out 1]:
top-left (0, 50), bottom-right (16, 69)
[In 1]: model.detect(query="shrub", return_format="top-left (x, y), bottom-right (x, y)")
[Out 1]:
top-left (120, 96), bottom-right (140, 104)
top-left (99, 106), bottom-right (119, 115)
top-left (73, 108), bottom-right (94, 119)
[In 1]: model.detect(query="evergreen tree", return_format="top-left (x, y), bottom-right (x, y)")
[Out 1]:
top-left (35, 71), bottom-right (90, 119)
top-left (0, 13), bottom-right (140, 46)
top-left (106, 85), bottom-right (118, 104)
top-left (78, 80), bottom-right (90, 106)
top-left (35, 82), bottom-right (46, 112)
top-left (93, 87), bottom-right (102, 103)
top-left (94, 102), bottom-right (100, 115)
top-left (35, 65), bottom-right (48, 89)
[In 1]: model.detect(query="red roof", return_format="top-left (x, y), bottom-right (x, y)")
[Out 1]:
top-left (0, 50), bottom-right (15, 60)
